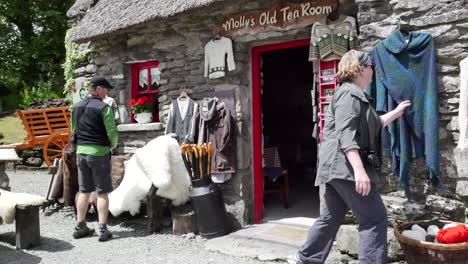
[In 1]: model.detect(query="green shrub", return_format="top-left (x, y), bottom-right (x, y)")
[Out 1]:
top-left (19, 81), bottom-right (64, 109)
top-left (0, 94), bottom-right (20, 111)
top-left (0, 131), bottom-right (4, 140)
top-left (63, 27), bottom-right (93, 98)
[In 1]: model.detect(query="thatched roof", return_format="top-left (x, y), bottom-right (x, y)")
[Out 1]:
top-left (68, 0), bottom-right (224, 42)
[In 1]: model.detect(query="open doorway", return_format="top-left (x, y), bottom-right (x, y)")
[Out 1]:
top-left (261, 45), bottom-right (320, 222)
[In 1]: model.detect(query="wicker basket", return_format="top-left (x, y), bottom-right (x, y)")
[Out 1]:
top-left (394, 220), bottom-right (468, 264)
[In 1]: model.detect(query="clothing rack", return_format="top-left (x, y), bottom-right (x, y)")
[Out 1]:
top-left (317, 59), bottom-right (339, 143)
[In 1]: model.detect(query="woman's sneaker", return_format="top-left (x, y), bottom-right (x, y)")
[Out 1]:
top-left (98, 228), bottom-right (113, 242)
top-left (73, 225), bottom-right (95, 239)
top-left (286, 253), bottom-right (303, 264)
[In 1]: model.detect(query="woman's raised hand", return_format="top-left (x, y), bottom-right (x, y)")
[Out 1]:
top-left (395, 100), bottom-right (411, 117)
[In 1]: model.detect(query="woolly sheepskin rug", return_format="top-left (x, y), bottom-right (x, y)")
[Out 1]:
top-left (0, 190), bottom-right (46, 224)
top-left (109, 135), bottom-right (190, 216)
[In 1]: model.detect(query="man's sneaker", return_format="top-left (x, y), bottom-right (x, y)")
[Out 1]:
top-left (73, 225), bottom-right (95, 239)
top-left (286, 253), bottom-right (303, 264)
top-left (98, 228), bottom-right (113, 242)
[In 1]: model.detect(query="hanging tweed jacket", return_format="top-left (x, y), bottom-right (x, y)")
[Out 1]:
top-left (369, 30), bottom-right (439, 196)
top-left (197, 98), bottom-right (236, 174)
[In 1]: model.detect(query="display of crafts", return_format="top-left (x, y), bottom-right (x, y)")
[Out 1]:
top-left (402, 219), bottom-right (468, 244)
top-left (180, 143), bottom-right (213, 180)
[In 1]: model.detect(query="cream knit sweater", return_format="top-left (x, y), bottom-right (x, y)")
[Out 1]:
top-left (204, 36), bottom-right (236, 79)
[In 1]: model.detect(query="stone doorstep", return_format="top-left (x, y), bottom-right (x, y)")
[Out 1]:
top-left (206, 222), bottom-right (406, 263)
top-left (229, 223), bottom-right (308, 247)
top-left (205, 223), bottom-right (308, 261)
top-left (206, 236), bottom-right (297, 261)
top-left (206, 232), bottom-right (298, 262)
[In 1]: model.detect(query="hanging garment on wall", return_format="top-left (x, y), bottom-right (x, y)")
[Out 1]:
top-left (165, 97), bottom-right (199, 144)
top-left (309, 15), bottom-right (359, 61)
top-left (197, 97), bottom-right (236, 174)
top-left (72, 86), bottom-right (88, 105)
top-left (103, 95), bottom-right (120, 122)
top-left (204, 36), bottom-right (236, 79)
top-left (369, 30), bottom-right (439, 196)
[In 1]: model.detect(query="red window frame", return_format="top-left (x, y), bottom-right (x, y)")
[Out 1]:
top-left (130, 60), bottom-right (161, 122)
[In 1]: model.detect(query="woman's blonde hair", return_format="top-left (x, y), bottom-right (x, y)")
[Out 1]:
top-left (336, 50), bottom-right (370, 82)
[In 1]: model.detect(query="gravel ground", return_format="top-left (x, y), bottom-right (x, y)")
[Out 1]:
top-left (0, 170), bottom-right (283, 264)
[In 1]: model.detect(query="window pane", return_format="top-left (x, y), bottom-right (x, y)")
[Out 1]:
top-left (138, 69), bottom-right (148, 92)
top-left (150, 67), bottom-right (161, 90)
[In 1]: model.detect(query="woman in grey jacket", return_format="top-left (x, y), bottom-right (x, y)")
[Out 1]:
top-left (288, 50), bottom-right (411, 264)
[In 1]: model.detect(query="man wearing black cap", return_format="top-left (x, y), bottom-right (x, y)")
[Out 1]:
top-left (71, 76), bottom-right (118, 242)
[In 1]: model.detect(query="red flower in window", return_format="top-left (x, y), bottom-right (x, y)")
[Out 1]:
top-left (141, 96), bottom-right (150, 103)
top-left (129, 96), bottom-right (153, 114)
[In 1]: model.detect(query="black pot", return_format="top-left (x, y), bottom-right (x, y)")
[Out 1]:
top-left (189, 179), bottom-right (232, 238)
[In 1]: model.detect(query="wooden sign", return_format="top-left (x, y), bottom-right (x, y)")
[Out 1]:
top-left (217, 0), bottom-right (338, 37)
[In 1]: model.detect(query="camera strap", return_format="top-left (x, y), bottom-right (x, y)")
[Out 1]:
top-left (363, 94), bottom-right (382, 156)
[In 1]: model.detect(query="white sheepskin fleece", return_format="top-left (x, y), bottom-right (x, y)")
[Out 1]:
top-left (109, 135), bottom-right (191, 216)
top-left (0, 190), bottom-right (46, 224)
top-left (108, 156), bottom-right (152, 216)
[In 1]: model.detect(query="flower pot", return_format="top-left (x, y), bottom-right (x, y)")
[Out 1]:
top-left (134, 112), bottom-right (153, 124)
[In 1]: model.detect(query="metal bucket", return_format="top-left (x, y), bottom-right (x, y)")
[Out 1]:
top-left (189, 179), bottom-right (232, 238)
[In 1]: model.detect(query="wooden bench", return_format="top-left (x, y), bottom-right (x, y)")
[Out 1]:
top-left (0, 191), bottom-right (45, 249)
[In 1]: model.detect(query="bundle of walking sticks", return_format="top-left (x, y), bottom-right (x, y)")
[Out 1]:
top-left (180, 143), bottom-right (213, 180)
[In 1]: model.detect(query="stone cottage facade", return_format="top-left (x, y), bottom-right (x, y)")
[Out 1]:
top-left (66, 0), bottom-right (468, 236)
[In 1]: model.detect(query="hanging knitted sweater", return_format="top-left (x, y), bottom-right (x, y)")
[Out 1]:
top-left (309, 15), bottom-right (359, 62)
top-left (369, 30), bottom-right (439, 196)
top-left (204, 36), bottom-right (236, 79)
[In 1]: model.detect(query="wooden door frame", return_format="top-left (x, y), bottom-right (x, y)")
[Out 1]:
top-left (251, 38), bottom-right (311, 224)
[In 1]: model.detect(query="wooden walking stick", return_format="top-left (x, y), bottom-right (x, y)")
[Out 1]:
top-left (191, 146), bottom-right (199, 179)
top-left (197, 145), bottom-right (203, 179)
top-left (207, 142), bottom-right (213, 177)
top-left (180, 145), bottom-right (193, 179)
top-left (187, 149), bottom-right (194, 176)
top-left (201, 144), bottom-right (208, 180)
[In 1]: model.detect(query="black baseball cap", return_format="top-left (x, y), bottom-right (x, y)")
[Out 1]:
top-left (90, 76), bottom-right (114, 89)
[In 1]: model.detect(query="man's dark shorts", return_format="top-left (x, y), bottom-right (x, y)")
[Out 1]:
top-left (77, 153), bottom-right (113, 194)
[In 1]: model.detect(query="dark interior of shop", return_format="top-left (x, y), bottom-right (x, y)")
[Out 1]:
top-left (261, 45), bottom-right (320, 220)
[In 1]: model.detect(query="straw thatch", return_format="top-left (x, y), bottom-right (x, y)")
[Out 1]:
top-left (68, 0), bottom-right (225, 42)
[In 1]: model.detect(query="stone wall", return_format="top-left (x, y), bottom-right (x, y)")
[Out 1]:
top-left (356, 0), bottom-right (468, 223)
top-left (115, 123), bottom-right (165, 157)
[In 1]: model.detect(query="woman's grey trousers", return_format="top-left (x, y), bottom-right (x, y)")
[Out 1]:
top-left (297, 179), bottom-right (388, 264)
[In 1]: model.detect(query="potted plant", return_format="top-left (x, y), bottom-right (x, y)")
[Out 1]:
top-left (129, 96), bottom-right (153, 123)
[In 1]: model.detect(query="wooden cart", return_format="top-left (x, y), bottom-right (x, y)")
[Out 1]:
top-left (14, 106), bottom-right (71, 166)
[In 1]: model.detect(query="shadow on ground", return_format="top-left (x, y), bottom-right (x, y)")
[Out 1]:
top-left (108, 214), bottom-right (173, 240)
top-left (0, 232), bottom-right (74, 252)
top-left (0, 244), bottom-right (42, 264)
top-left (42, 204), bottom-right (171, 241)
